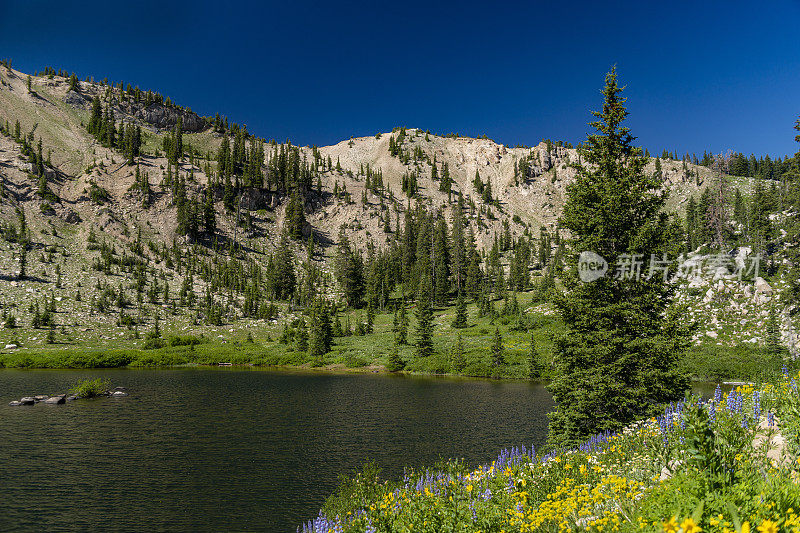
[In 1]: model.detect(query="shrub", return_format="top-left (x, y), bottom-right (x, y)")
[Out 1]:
top-left (69, 377), bottom-right (111, 398)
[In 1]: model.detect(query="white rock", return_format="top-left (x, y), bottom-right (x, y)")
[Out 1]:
top-left (755, 277), bottom-right (773, 295)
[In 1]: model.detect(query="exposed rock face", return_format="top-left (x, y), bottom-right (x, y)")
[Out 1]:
top-left (63, 90), bottom-right (89, 109)
top-left (132, 103), bottom-right (207, 133)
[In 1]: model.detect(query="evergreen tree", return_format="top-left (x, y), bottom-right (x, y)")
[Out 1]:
top-left (547, 69), bottom-right (690, 448)
top-left (528, 334), bottom-right (544, 379)
top-left (451, 197), bottom-right (467, 292)
top-left (452, 292), bottom-right (468, 328)
top-left (334, 227), bottom-right (365, 308)
top-left (450, 333), bottom-right (466, 373)
top-left (414, 275), bottom-right (434, 358)
top-left (296, 317), bottom-right (309, 352)
top-left (396, 301), bottom-right (408, 345)
top-left (491, 327), bottom-right (505, 367)
top-left (386, 342), bottom-right (405, 372)
top-left (365, 302), bottom-right (375, 334)
top-left (685, 196), bottom-right (698, 250)
top-left (285, 189), bottom-right (306, 239)
top-left (308, 298), bottom-right (332, 358)
top-left (766, 303), bottom-right (783, 355)
top-left (203, 187), bottom-right (216, 236)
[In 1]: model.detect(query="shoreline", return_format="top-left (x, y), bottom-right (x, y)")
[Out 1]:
top-left (0, 340), bottom-right (788, 384)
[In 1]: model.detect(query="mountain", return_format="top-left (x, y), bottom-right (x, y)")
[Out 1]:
top-left (0, 64), bottom-right (796, 360)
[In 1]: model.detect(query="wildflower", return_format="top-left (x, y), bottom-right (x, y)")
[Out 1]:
top-left (757, 520), bottom-right (778, 533)
top-left (680, 517), bottom-right (701, 533)
top-left (662, 516), bottom-right (679, 533)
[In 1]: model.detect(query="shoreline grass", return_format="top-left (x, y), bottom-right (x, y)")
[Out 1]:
top-left (0, 340), bottom-right (789, 384)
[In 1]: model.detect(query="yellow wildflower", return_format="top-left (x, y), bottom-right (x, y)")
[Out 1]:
top-left (757, 520), bottom-right (778, 533)
top-left (663, 516), bottom-right (679, 533)
top-left (681, 517), bottom-right (701, 533)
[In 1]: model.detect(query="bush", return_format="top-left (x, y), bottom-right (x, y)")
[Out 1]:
top-left (69, 377), bottom-right (111, 398)
top-left (681, 344), bottom-right (788, 382)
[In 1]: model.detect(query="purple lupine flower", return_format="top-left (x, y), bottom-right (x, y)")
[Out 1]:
top-left (783, 364), bottom-right (788, 380)
top-left (481, 488), bottom-right (492, 501)
top-left (753, 391), bottom-right (761, 423)
top-left (714, 384), bottom-right (722, 403)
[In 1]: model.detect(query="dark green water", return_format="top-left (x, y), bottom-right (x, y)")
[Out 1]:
top-left (0, 368), bottom-right (556, 532)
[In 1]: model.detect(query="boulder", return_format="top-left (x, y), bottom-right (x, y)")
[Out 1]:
top-left (44, 395), bottom-right (65, 404)
top-left (34, 395), bottom-right (49, 401)
top-left (9, 401), bottom-right (21, 406)
top-left (113, 386), bottom-right (127, 392)
top-left (755, 277), bottom-right (773, 296)
top-left (65, 395), bottom-right (78, 401)
top-left (4, 344), bottom-right (18, 350)
top-left (19, 397), bottom-right (35, 405)
top-left (111, 391), bottom-right (128, 397)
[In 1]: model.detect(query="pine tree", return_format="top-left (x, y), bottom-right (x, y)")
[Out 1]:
top-left (450, 333), bottom-right (466, 373)
top-left (547, 68), bottom-right (690, 447)
top-left (414, 275), bottom-right (434, 358)
top-left (334, 227), bottom-right (364, 308)
top-left (296, 317), bottom-right (309, 352)
top-left (308, 298), bottom-right (332, 358)
top-left (528, 334), bottom-right (544, 379)
top-left (685, 196), bottom-right (698, 250)
top-left (452, 292), bottom-right (468, 328)
top-left (386, 342), bottom-right (405, 372)
top-left (766, 303), bottom-right (782, 355)
top-left (396, 302), bottom-right (408, 345)
top-left (491, 327), bottom-right (505, 367)
top-left (203, 187), bottom-right (216, 236)
top-left (365, 302), bottom-right (375, 334)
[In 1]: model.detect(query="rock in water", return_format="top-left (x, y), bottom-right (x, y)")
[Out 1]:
top-left (9, 401), bottom-right (21, 406)
top-left (111, 391), bottom-right (128, 397)
top-left (19, 397), bottom-right (35, 405)
top-left (34, 395), bottom-right (49, 401)
top-left (44, 395), bottom-right (66, 404)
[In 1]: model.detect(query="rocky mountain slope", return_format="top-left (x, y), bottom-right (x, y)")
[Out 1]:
top-left (0, 65), bottom-right (796, 356)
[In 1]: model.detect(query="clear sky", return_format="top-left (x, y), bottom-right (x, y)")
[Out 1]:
top-left (2, 0), bottom-right (799, 157)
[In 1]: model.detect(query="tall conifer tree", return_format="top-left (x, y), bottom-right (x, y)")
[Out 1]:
top-left (547, 68), bottom-right (690, 447)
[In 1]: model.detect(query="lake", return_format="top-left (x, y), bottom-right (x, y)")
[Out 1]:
top-left (0, 368), bottom-right (556, 532)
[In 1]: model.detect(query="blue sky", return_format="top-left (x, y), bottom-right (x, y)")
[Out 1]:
top-left (2, 0), bottom-right (799, 157)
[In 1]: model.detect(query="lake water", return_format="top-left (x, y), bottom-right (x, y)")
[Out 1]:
top-left (0, 368), bottom-right (556, 532)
